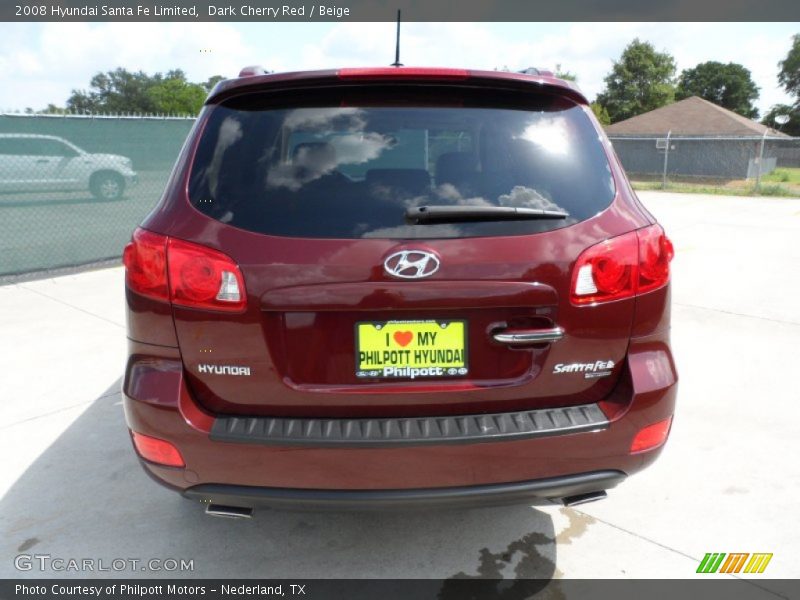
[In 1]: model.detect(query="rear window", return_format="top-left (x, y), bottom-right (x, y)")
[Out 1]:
top-left (188, 87), bottom-right (615, 239)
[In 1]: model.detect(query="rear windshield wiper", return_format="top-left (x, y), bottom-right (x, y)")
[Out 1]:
top-left (406, 205), bottom-right (569, 224)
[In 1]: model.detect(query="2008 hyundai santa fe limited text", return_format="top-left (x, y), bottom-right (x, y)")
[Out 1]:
top-left (122, 66), bottom-right (677, 517)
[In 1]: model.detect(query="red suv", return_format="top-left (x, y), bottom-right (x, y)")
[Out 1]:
top-left (122, 67), bottom-right (676, 516)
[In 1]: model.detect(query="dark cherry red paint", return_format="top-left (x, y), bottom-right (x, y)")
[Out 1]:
top-left (122, 68), bottom-right (677, 499)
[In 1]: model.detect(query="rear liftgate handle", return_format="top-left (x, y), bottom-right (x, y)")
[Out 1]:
top-left (492, 326), bottom-right (564, 347)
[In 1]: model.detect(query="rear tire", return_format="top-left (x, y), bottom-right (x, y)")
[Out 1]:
top-left (90, 172), bottom-right (125, 200)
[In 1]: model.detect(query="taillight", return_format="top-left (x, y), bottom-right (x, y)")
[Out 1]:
top-left (123, 228), bottom-right (246, 312)
top-left (637, 225), bottom-right (674, 294)
top-left (123, 228), bottom-right (168, 302)
top-left (131, 431), bottom-right (185, 467)
top-left (630, 416), bottom-right (673, 453)
top-left (167, 238), bottom-right (246, 312)
top-left (338, 67), bottom-right (470, 80)
top-left (571, 231), bottom-right (638, 305)
top-left (571, 224), bottom-right (673, 305)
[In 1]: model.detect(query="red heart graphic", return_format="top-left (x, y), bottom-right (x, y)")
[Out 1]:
top-left (393, 331), bottom-right (413, 347)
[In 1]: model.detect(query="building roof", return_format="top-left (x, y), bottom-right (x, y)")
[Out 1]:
top-left (605, 96), bottom-right (789, 137)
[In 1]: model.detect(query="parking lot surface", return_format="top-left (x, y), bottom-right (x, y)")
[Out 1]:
top-left (0, 192), bottom-right (798, 589)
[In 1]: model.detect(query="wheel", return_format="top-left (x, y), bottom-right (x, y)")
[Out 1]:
top-left (90, 172), bottom-right (125, 200)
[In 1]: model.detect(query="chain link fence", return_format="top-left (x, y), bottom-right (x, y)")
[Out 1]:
top-left (1, 114), bottom-right (798, 281)
top-left (609, 135), bottom-right (800, 196)
top-left (0, 112), bottom-right (194, 280)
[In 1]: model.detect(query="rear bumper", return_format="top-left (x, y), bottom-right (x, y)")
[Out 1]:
top-left (123, 336), bottom-right (677, 499)
top-left (183, 470), bottom-right (626, 511)
top-left (210, 403), bottom-right (609, 447)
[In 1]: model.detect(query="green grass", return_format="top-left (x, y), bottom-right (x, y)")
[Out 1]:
top-left (762, 167), bottom-right (800, 184)
top-left (631, 180), bottom-right (800, 198)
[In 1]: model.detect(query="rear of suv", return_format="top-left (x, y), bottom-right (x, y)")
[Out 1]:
top-left (122, 67), bottom-right (677, 514)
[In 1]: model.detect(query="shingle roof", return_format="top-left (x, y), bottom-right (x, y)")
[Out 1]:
top-left (605, 96), bottom-right (789, 137)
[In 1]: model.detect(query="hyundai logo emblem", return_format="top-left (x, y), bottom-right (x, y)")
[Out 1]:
top-left (383, 250), bottom-right (440, 279)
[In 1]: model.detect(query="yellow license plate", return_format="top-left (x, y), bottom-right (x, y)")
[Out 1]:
top-left (355, 320), bottom-right (468, 379)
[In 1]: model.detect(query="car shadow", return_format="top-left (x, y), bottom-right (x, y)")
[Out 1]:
top-left (0, 379), bottom-right (558, 587)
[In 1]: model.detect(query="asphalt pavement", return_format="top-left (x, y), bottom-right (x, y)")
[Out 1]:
top-left (0, 191), bottom-right (798, 590)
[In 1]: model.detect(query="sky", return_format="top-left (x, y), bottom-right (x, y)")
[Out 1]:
top-left (0, 22), bottom-right (797, 116)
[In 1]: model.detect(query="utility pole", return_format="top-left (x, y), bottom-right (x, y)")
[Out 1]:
top-left (754, 129), bottom-right (767, 194)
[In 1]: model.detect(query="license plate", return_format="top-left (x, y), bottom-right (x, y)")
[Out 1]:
top-left (355, 320), bottom-right (468, 379)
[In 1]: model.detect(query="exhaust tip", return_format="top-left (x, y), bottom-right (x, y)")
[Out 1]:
top-left (205, 504), bottom-right (253, 519)
top-left (560, 490), bottom-right (607, 507)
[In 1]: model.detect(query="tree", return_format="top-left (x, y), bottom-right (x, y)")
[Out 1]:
top-left (596, 39), bottom-right (676, 123)
top-left (766, 34), bottom-right (800, 137)
top-left (591, 102), bottom-right (611, 126)
top-left (203, 75), bottom-right (227, 92)
top-left (68, 68), bottom-right (158, 113)
top-left (762, 104), bottom-right (800, 137)
top-left (147, 70), bottom-right (207, 115)
top-left (778, 34), bottom-right (800, 101)
top-left (554, 64), bottom-right (577, 82)
top-left (66, 68), bottom-right (213, 115)
top-left (41, 103), bottom-right (67, 114)
top-left (676, 61), bottom-right (759, 118)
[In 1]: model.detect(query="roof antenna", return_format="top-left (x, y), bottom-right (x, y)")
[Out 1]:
top-left (391, 10), bottom-right (403, 67)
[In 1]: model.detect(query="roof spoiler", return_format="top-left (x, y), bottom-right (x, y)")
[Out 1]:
top-left (207, 67), bottom-right (588, 105)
